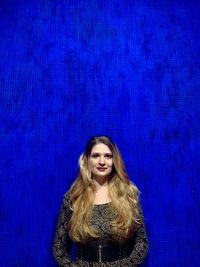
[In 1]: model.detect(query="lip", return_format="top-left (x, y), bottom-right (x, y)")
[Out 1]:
top-left (97, 168), bottom-right (107, 171)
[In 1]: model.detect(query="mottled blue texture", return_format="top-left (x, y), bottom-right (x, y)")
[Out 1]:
top-left (0, 1), bottom-right (200, 266)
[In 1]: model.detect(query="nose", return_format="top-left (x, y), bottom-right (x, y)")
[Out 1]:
top-left (99, 156), bottom-right (105, 166)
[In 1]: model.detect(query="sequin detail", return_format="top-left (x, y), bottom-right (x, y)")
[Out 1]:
top-left (53, 192), bottom-right (149, 266)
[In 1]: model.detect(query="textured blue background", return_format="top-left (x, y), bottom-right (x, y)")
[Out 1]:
top-left (0, 1), bottom-right (200, 266)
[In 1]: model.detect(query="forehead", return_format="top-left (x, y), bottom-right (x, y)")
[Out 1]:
top-left (90, 143), bottom-right (112, 154)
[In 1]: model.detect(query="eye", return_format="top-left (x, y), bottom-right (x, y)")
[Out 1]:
top-left (91, 154), bottom-right (99, 158)
top-left (105, 154), bottom-right (113, 159)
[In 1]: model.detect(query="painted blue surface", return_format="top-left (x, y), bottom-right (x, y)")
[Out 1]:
top-left (0, 1), bottom-right (200, 266)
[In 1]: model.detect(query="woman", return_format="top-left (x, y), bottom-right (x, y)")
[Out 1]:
top-left (53, 136), bottom-right (148, 266)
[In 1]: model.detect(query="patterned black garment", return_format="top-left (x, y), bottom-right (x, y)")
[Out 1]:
top-left (53, 192), bottom-right (149, 267)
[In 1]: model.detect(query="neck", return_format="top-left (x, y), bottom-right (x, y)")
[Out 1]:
top-left (92, 177), bottom-right (109, 189)
top-left (92, 178), bottom-right (111, 204)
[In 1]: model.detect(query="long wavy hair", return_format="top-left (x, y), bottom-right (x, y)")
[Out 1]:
top-left (67, 136), bottom-right (142, 243)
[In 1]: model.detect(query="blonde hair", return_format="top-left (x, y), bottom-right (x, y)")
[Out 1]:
top-left (67, 136), bottom-right (142, 243)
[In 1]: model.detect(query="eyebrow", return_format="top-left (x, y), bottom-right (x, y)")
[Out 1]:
top-left (91, 152), bottom-right (113, 155)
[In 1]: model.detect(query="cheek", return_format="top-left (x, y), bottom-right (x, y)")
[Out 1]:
top-left (88, 159), bottom-right (96, 168)
top-left (108, 161), bottom-right (114, 168)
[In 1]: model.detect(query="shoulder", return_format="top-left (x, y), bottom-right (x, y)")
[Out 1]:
top-left (61, 190), bottom-right (73, 211)
top-left (63, 190), bottom-right (70, 202)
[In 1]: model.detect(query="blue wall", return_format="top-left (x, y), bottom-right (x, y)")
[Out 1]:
top-left (0, 1), bottom-right (200, 266)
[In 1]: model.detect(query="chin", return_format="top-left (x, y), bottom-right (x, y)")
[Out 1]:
top-left (96, 172), bottom-right (111, 177)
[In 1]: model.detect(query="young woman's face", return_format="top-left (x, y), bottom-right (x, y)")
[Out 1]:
top-left (88, 143), bottom-right (113, 180)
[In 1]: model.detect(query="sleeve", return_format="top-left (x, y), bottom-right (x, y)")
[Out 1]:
top-left (53, 192), bottom-right (76, 267)
top-left (128, 201), bottom-right (149, 266)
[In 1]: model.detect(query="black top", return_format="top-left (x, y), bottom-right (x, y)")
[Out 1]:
top-left (53, 192), bottom-right (149, 267)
